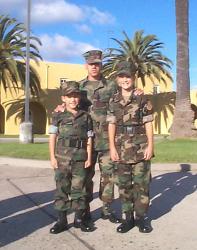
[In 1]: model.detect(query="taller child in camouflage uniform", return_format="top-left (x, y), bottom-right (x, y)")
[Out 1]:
top-left (49, 81), bottom-right (94, 234)
top-left (107, 61), bottom-right (154, 233)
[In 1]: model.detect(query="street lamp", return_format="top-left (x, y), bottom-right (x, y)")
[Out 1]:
top-left (19, 0), bottom-right (33, 143)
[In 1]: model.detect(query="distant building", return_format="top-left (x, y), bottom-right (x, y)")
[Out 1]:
top-left (0, 60), bottom-right (196, 135)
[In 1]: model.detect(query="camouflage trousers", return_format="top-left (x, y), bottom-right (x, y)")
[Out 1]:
top-left (54, 160), bottom-right (86, 212)
top-left (115, 160), bottom-right (151, 217)
top-left (85, 150), bottom-right (115, 208)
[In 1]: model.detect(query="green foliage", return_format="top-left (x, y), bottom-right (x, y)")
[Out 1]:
top-left (103, 30), bottom-right (173, 87)
top-left (0, 15), bottom-right (42, 96)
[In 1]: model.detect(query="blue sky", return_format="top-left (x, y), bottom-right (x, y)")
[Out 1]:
top-left (1, 0), bottom-right (197, 90)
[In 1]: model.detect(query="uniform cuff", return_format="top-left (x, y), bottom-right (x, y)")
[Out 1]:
top-left (87, 130), bottom-right (94, 137)
top-left (106, 115), bottom-right (117, 124)
top-left (143, 114), bottom-right (154, 123)
top-left (48, 125), bottom-right (58, 134)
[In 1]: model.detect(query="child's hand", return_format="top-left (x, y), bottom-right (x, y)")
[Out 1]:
top-left (54, 103), bottom-right (66, 113)
top-left (144, 145), bottom-right (153, 160)
top-left (133, 88), bottom-right (144, 96)
top-left (51, 157), bottom-right (58, 169)
top-left (84, 159), bottom-right (91, 168)
top-left (110, 147), bottom-right (120, 162)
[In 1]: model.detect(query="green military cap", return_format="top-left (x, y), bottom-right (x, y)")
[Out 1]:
top-left (83, 49), bottom-right (102, 64)
top-left (116, 61), bottom-right (136, 77)
top-left (60, 81), bottom-right (80, 96)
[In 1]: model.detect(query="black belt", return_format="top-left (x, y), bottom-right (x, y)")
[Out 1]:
top-left (60, 139), bottom-right (87, 149)
top-left (117, 125), bottom-right (144, 134)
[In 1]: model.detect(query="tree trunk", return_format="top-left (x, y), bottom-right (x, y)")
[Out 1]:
top-left (170, 0), bottom-right (197, 138)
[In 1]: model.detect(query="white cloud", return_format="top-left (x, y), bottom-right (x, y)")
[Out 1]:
top-left (75, 24), bottom-right (92, 34)
top-left (32, 0), bottom-right (84, 24)
top-left (31, 1), bottom-right (115, 25)
top-left (0, 0), bottom-right (115, 26)
top-left (39, 33), bottom-right (96, 62)
top-left (84, 6), bottom-right (115, 25)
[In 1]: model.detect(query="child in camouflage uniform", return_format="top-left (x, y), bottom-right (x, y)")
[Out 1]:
top-left (49, 81), bottom-right (94, 234)
top-left (107, 61), bottom-right (154, 233)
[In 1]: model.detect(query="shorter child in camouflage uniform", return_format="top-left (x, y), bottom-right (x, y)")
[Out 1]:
top-left (49, 81), bottom-right (94, 234)
top-left (107, 61), bottom-right (154, 233)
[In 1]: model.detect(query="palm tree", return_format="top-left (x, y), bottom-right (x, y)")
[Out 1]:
top-left (0, 15), bottom-right (42, 96)
top-left (170, 0), bottom-right (197, 138)
top-left (102, 30), bottom-right (173, 87)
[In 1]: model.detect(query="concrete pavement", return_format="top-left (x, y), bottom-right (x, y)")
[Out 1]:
top-left (0, 157), bottom-right (197, 250)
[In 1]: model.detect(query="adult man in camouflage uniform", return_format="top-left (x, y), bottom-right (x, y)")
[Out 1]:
top-left (107, 61), bottom-right (154, 233)
top-left (79, 50), bottom-right (120, 223)
top-left (49, 81), bottom-right (94, 234)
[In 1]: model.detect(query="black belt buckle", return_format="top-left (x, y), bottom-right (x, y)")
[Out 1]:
top-left (69, 139), bottom-right (85, 149)
top-left (77, 140), bottom-right (83, 148)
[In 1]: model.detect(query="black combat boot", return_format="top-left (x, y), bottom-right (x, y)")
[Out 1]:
top-left (74, 210), bottom-right (94, 232)
top-left (50, 211), bottom-right (68, 234)
top-left (136, 216), bottom-right (153, 233)
top-left (83, 204), bottom-right (92, 222)
top-left (116, 212), bottom-right (135, 233)
top-left (101, 203), bottom-right (121, 224)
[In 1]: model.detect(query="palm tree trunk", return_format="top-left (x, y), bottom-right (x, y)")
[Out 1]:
top-left (170, 0), bottom-right (197, 138)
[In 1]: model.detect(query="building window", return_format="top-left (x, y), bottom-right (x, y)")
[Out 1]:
top-left (153, 84), bottom-right (160, 94)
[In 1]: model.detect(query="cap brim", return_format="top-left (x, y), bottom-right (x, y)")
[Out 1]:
top-left (116, 70), bottom-right (132, 77)
top-left (65, 90), bottom-right (80, 95)
top-left (87, 59), bottom-right (102, 64)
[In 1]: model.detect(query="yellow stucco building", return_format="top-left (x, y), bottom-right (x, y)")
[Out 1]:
top-left (0, 60), bottom-right (196, 135)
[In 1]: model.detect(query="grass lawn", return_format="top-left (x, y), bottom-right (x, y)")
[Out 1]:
top-left (0, 142), bottom-right (49, 160)
top-left (0, 138), bottom-right (197, 163)
top-left (0, 134), bottom-right (49, 138)
top-left (152, 138), bottom-right (197, 163)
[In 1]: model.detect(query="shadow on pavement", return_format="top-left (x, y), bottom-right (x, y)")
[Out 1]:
top-left (0, 164), bottom-right (197, 247)
top-left (148, 164), bottom-right (197, 221)
top-left (0, 190), bottom-right (55, 247)
top-left (0, 190), bottom-right (54, 220)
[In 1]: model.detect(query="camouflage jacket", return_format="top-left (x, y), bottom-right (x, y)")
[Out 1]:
top-left (50, 110), bottom-right (93, 162)
top-left (107, 90), bottom-right (154, 163)
top-left (79, 76), bottom-right (117, 151)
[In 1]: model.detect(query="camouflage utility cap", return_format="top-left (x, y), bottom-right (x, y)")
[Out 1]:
top-left (61, 81), bottom-right (80, 96)
top-left (116, 61), bottom-right (136, 77)
top-left (83, 50), bottom-right (102, 64)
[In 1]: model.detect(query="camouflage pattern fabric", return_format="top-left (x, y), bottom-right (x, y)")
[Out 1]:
top-left (51, 110), bottom-right (93, 211)
top-left (83, 50), bottom-right (102, 64)
top-left (107, 89), bottom-right (154, 216)
top-left (80, 77), bottom-right (117, 151)
top-left (107, 90), bottom-right (154, 164)
top-left (115, 161), bottom-right (151, 215)
top-left (79, 76), bottom-right (117, 207)
top-left (95, 151), bottom-right (114, 203)
top-left (54, 161), bottom-right (86, 211)
top-left (132, 161), bottom-right (151, 217)
top-left (84, 150), bottom-right (115, 205)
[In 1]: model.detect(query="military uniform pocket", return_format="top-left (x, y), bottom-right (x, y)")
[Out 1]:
top-left (54, 169), bottom-right (64, 182)
top-left (133, 134), bottom-right (147, 144)
top-left (73, 149), bottom-right (87, 162)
